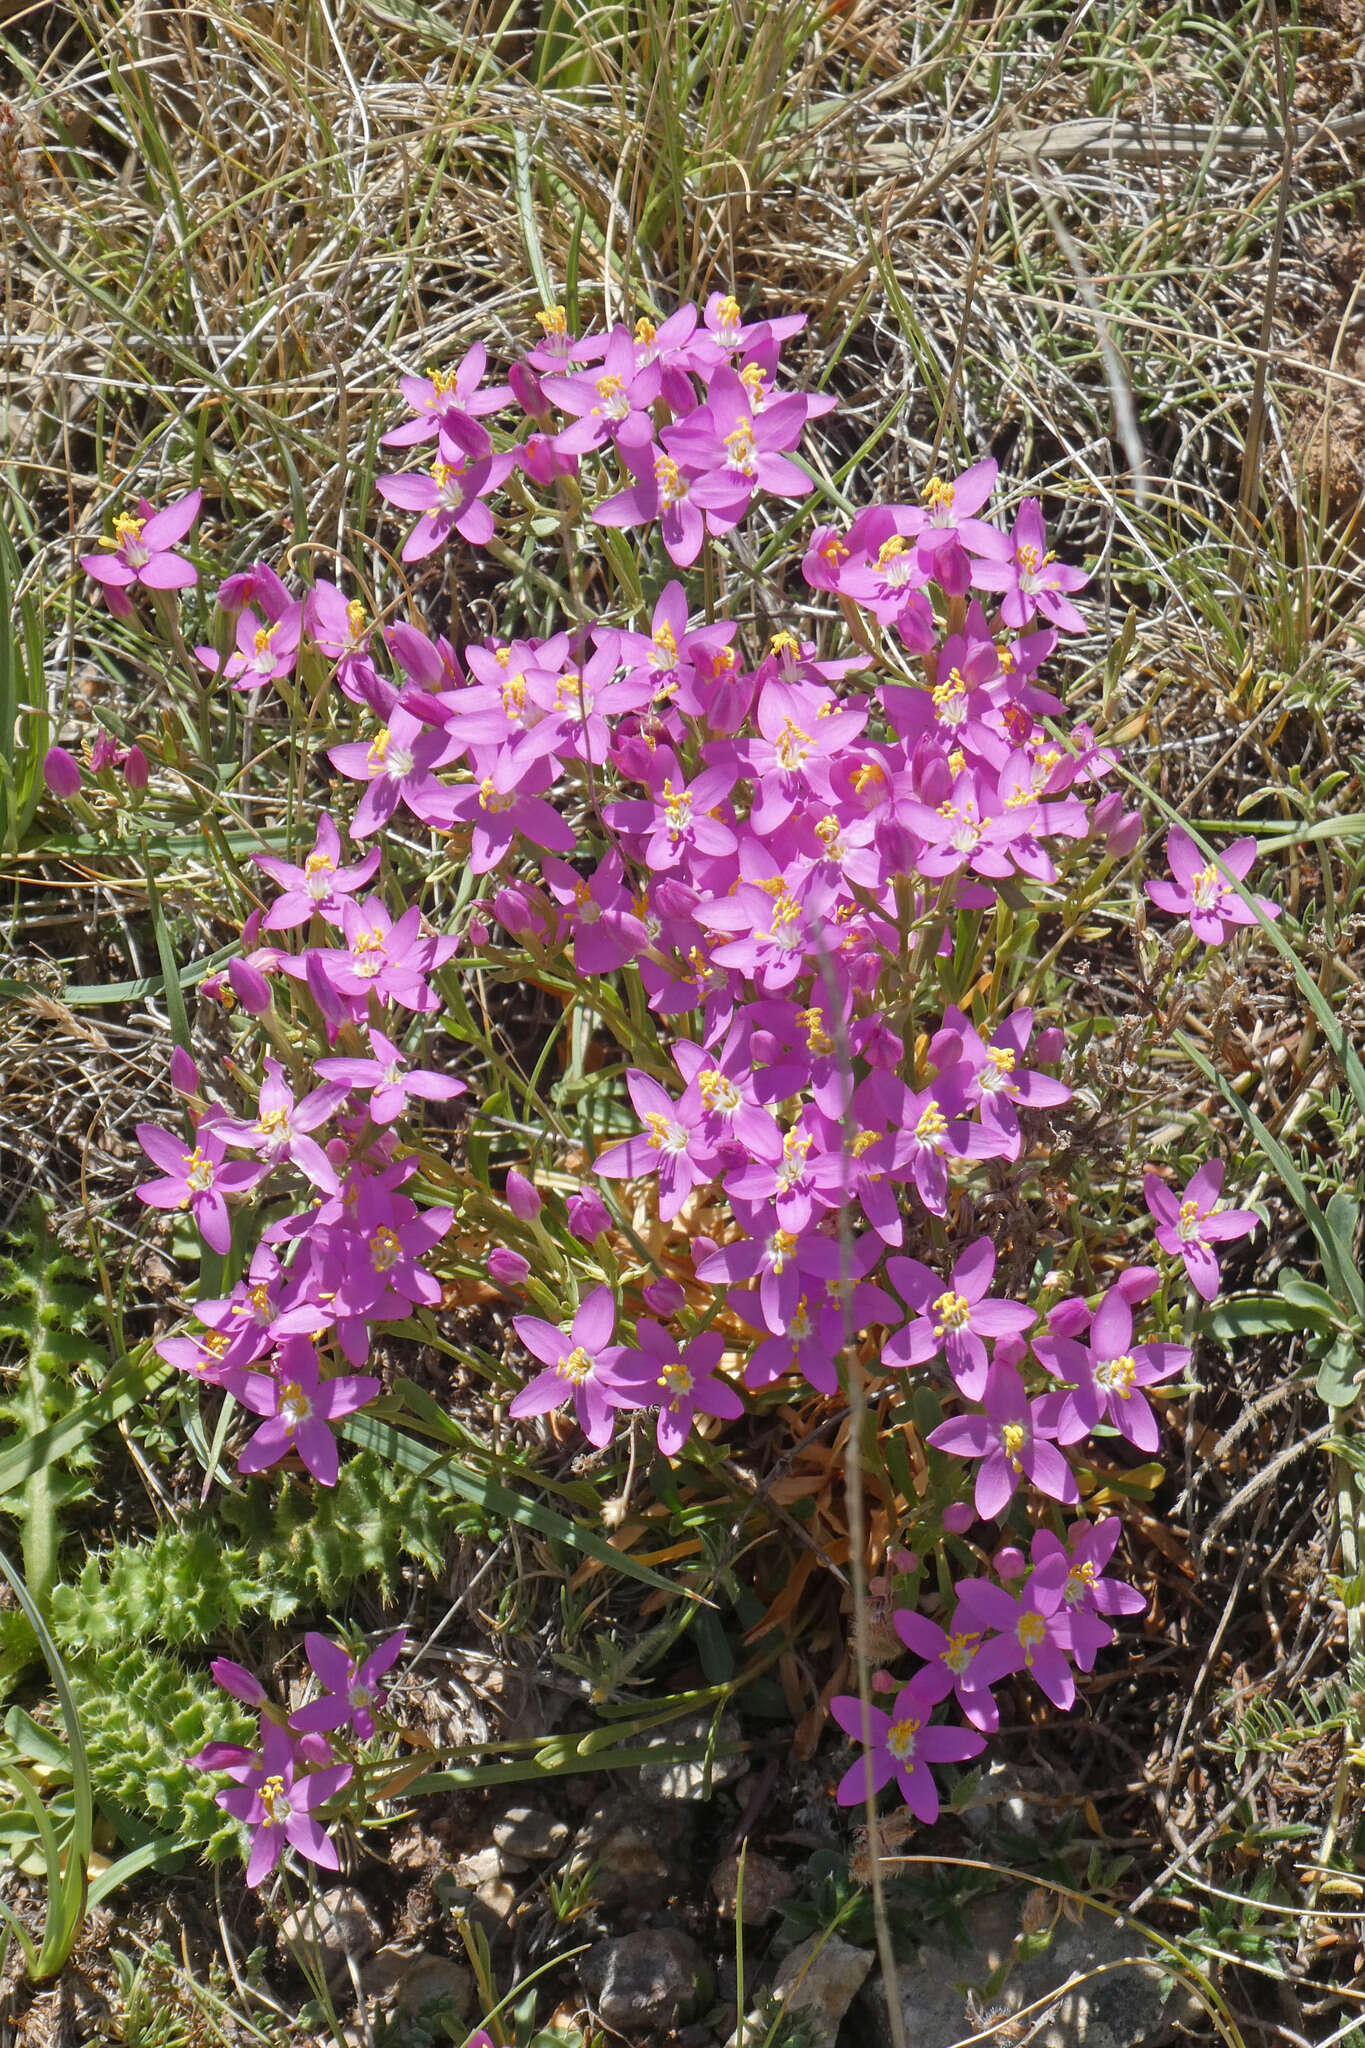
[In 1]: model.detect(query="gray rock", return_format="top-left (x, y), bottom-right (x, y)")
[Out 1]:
top-left (569, 1794), bottom-right (693, 1913)
top-left (359, 1945), bottom-right (473, 2021)
top-left (494, 1804), bottom-right (569, 1859)
top-left (638, 1710), bottom-right (749, 1801)
top-left (580, 1929), bottom-right (714, 2036)
top-left (452, 1843), bottom-right (526, 1885)
top-left (710, 1849), bottom-right (795, 1924)
top-left (727, 1931), bottom-right (873, 2048)
top-left (957, 1760), bottom-right (1053, 1840)
top-left (277, 1886), bottom-right (381, 1985)
top-left (869, 1892), bottom-right (1199, 2048)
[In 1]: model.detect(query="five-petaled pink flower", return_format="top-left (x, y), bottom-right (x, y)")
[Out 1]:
top-left (1143, 1159), bottom-right (1258, 1300)
top-left (199, 1717), bottom-right (352, 1888)
top-left (80, 488), bottom-right (201, 616)
top-left (135, 1122), bottom-right (267, 1255)
top-left (1145, 824), bottom-right (1278, 946)
top-left (510, 1285), bottom-right (637, 1448)
top-left (233, 1335), bottom-right (380, 1486)
top-left (291, 1629), bottom-right (406, 1741)
top-left (830, 1680), bottom-right (984, 1822)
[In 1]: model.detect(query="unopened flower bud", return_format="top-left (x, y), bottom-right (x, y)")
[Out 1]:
top-left (871, 1669), bottom-right (896, 1694)
top-left (122, 743), bottom-right (149, 790)
top-left (992, 1544), bottom-right (1026, 1580)
top-left (488, 1246), bottom-right (530, 1287)
top-left (941, 1501), bottom-right (975, 1535)
top-left (42, 746), bottom-right (82, 798)
top-left (1116, 1263), bottom-right (1160, 1305)
top-left (566, 1185), bottom-right (610, 1240)
top-left (642, 1275), bottom-right (685, 1316)
top-left (467, 915), bottom-right (490, 949)
top-left (210, 1657), bottom-right (267, 1706)
top-left (506, 1168), bottom-right (541, 1221)
top-left (493, 884), bottom-right (541, 939)
top-left (1034, 1027), bottom-right (1064, 1064)
top-left (227, 956), bottom-right (271, 1016)
top-left (168, 1046), bottom-right (200, 1099)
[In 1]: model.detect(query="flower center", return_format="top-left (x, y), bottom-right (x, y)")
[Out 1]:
top-left (346, 599), bottom-right (367, 641)
top-left (370, 1226), bottom-right (402, 1272)
top-left (886, 1714), bottom-right (920, 1761)
top-left (654, 453), bottom-right (686, 506)
top-left (798, 1007), bottom-right (833, 1055)
top-left (875, 534), bottom-right (913, 588)
top-left (766, 1228), bottom-right (797, 1272)
top-left (653, 620), bottom-right (678, 665)
top-left (348, 1680), bottom-right (376, 1710)
top-left (933, 1289), bottom-right (972, 1336)
top-left (367, 727), bottom-right (391, 770)
top-left (943, 1629), bottom-right (980, 1673)
top-left (723, 417), bottom-right (758, 476)
top-left (1189, 864), bottom-right (1222, 909)
top-left (351, 926), bottom-right (386, 976)
top-left (663, 781), bottom-right (693, 834)
top-left (257, 1106), bottom-right (290, 1140)
top-left (713, 294), bottom-right (741, 340)
top-left (109, 510), bottom-right (149, 564)
top-left (1001, 1421), bottom-right (1028, 1466)
top-left (1065, 1560), bottom-right (1097, 1605)
top-left (660, 1360), bottom-right (694, 1400)
top-left (185, 1148), bottom-right (216, 1193)
top-left (634, 315), bottom-right (656, 345)
top-left (593, 372), bottom-right (629, 418)
top-left (557, 1346), bottom-right (594, 1384)
top-left (644, 1111), bottom-right (689, 1154)
top-left (305, 851), bottom-right (335, 897)
top-left (1176, 1198), bottom-right (1203, 1241)
top-left (259, 1774), bottom-right (292, 1825)
top-left (279, 1381), bottom-right (311, 1431)
top-left (253, 623), bottom-right (278, 660)
top-left (536, 304), bottom-right (568, 339)
top-left (699, 1068), bottom-right (741, 1114)
top-left (1095, 1352), bottom-right (1136, 1397)
top-left (774, 717), bottom-right (812, 772)
top-left (916, 1103), bottom-right (947, 1147)
top-left (1017, 1611), bottom-right (1046, 1655)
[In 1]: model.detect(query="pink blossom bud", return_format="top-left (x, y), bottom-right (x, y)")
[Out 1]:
top-left (227, 956), bottom-right (272, 1015)
top-left (488, 1246), bottom-right (530, 1287)
top-left (493, 884), bottom-right (542, 939)
top-left (642, 1275), bottom-right (686, 1316)
top-left (992, 1544), bottom-right (1026, 1580)
top-left (871, 1669), bottom-right (896, 1694)
top-left (873, 813), bottom-right (916, 876)
top-left (566, 1185), bottom-right (610, 1239)
top-left (296, 1731), bottom-right (335, 1768)
top-left (1107, 807), bottom-right (1143, 857)
top-left (122, 744), bottom-right (149, 790)
top-left (1047, 1298), bottom-right (1091, 1338)
top-left (168, 1046), bottom-right (200, 1098)
top-left (42, 746), bottom-right (82, 798)
top-left (1034, 1027), bottom-right (1065, 1064)
top-left (1116, 1264), bottom-right (1161, 1305)
top-left (210, 1657), bottom-right (267, 1706)
top-left (509, 360), bottom-right (547, 417)
top-left (240, 908), bottom-right (263, 949)
top-left (506, 1169), bottom-right (541, 1221)
top-left (467, 915), bottom-right (490, 948)
top-left (941, 1501), bottom-right (975, 1535)
top-left (891, 1547), bottom-right (916, 1573)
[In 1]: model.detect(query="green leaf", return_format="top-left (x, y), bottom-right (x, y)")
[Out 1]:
top-left (1202, 1292), bottom-right (1335, 1344)
top-left (1317, 1336), bottom-right (1362, 1411)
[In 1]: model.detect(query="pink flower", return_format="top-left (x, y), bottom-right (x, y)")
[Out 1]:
top-left (134, 1122), bottom-right (267, 1256)
top-left (1143, 1159), bottom-right (1258, 1300)
top-left (80, 488), bottom-right (201, 615)
top-left (969, 498), bottom-right (1088, 632)
top-left (203, 1717), bottom-right (352, 1888)
top-left (42, 746), bottom-right (82, 797)
top-left (291, 1629), bottom-right (406, 1742)
top-left (928, 1361), bottom-right (1078, 1520)
top-left (1034, 1286), bottom-right (1189, 1452)
top-left (830, 1680), bottom-right (984, 1821)
top-left (1144, 824), bottom-right (1278, 945)
top-left (613, 1323), bottom-right (743, 1456)
top-left (509, 1285), bottom-right (636, 1448)
top-left (233, 1336), bottom-right (380, 1486)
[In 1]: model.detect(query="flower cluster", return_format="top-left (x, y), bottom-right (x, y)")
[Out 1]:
top-left (111, 289), bottom-right (1274, 1845)
top-left (193, 1631), bottom-right (404, 1885)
